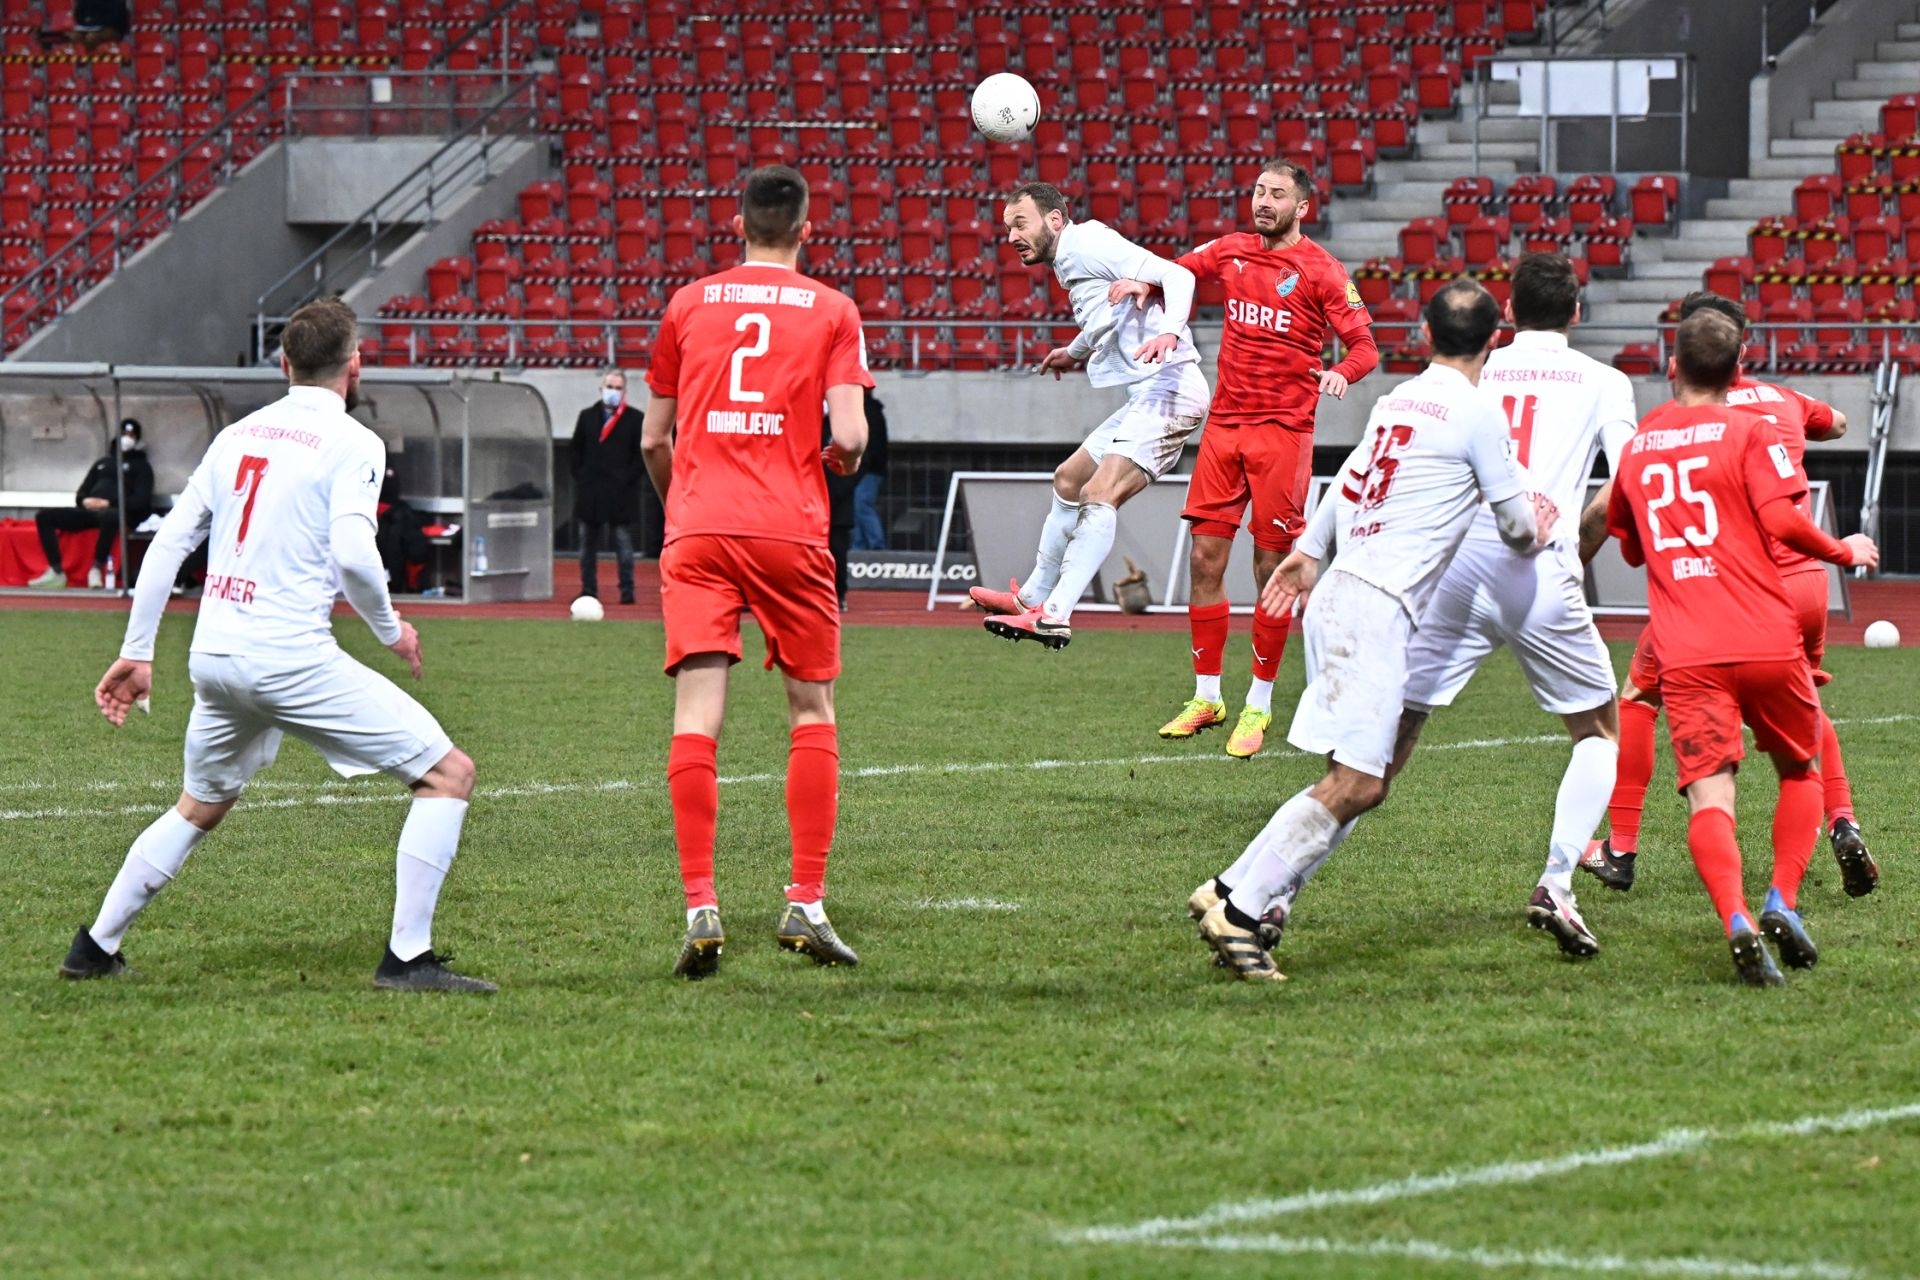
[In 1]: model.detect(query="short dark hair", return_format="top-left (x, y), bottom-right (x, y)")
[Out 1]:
top-left (1674, 311), bottom-right (1742, 391)
top-left (1678, 289), bottom-right (1750, 338)
top-left (1260, 159), bottom-right (1316, 210)
top-left (1424, 277), bottom-right (1501, 357)
top-left (118, 417), bottom-right (142, 439)
top-left (741, 165), bottom-right (809, 248)
top-left (1004, 181), bottom-right (1070, 218)
top-left (1509, 252), bottom-right (1581, 331)
top-left (282, 296), bottom-right (359, 382)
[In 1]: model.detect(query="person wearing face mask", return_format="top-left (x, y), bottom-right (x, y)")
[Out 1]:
top-left (28, 417), bottom-right (155, 590)
top-left (570, 367), bottom-right (644, 605)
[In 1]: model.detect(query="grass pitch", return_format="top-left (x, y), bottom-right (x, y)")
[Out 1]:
top-left (3, 607), bottom-right (1918, 1279)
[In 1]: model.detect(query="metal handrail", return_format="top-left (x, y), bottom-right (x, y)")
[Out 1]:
top-left (252, 75), bottom-right (540, 360)
top-left (1469, 53), bottom-right (1695, 175)
top-left (280, 69), bottom-right (530, 137)
top-left (0, 5), bottom-right (534, 355)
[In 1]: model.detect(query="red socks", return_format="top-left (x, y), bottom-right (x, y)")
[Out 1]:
top-left (1607, 699), bottom-right (1658, 853)
top-left (1770, 763), bottom-right (1824, 910)
top-left (1687, 806), bottom-right (1749, 934)
top-left (1818, 711), bottom-right (1854, 826)
top-left (786, 723), bottom-right (839, 903)
top-left (1250, 605), bottom-right (1289, 683)
top-left (1189, 600), bottom-right (1229, 677)
top-left (668, 733), bottom-right (719, 909)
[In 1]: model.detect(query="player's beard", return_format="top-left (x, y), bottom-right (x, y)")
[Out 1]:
top-left (344, 376), bottom-right (362, 412)
top-left (1022, 224), bottom-right (1056, 265)
top-left (1253, 208), bottom-right (1295, 241)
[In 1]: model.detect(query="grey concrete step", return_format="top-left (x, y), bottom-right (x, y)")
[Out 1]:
top-left (1812, 98), bottom-right (1889, 124)
top-left (1777, 130), bottom-right (1848, 150)
top-left (1855, 58), bottom-right (1920, 79)
top-left (1590, 277), bottom-right (1694, 304)
top-left (1875, 38), bottom-right (1920, 58)
top-left (1726, 177), bottom-right (1799, 200)
top-left (1835, 77), bottom-right (1909, 100)
top-left (1899, 22), bottom-right (1920, 38)
top-left (1751, 156), bottom-right (1823, 178)
top-left (1386, 158), bottom-right (1521, 180)
top-left (1425, 116), bottom-right (1538, 145)
top-left (1704, 198), bottom-right (1789, 219)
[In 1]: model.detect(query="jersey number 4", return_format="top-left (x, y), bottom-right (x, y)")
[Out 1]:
top-left (1500, 395), bottom-right (1537, 468)
top-left (1641, 457), bottom-right (1718, 550)
top-left (233, 454), bottom-right (269, 553)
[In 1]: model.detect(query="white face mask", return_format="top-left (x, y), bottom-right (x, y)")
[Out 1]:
top-left (602, 387), bottom-right (623, 408)
top-left (120, 434), bottom-right (139, 451)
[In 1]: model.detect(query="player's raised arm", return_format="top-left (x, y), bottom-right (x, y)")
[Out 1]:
top-left (1129, 253), bottom-right (1196, 364)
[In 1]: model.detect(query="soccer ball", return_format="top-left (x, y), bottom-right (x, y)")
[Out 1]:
top-left (1864, 619), bottom-right (1900, 649)
top-left (569, 595), bottom-right (604, 622)
top-left (971, 72), bottom-right (1040, 143)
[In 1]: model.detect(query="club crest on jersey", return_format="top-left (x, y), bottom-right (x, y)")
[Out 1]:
top-left (1275, 269), bottom-right (1301, 299)
top-left (1345, 280), bottom-right (1365, 308)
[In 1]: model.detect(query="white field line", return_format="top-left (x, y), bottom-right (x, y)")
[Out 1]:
top-left (1063, 1102), bottom-right (1920, 1255)
top-left (1147, 1233), bottom-right (1861, 1279)
top-left (914, 897), bottom-right (1022, 911)
top-left (3, 713), bottom-right (1913, 823)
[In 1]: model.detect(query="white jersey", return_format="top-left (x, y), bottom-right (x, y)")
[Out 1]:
top-left (179, 385), bottom-right (387, 658)
top-left (1326, 363), bottom-right (1525, 622)
top-left (1472, 330), bottom-right (1637, 546)
top-left (1051, 219), bottom-right (1200, 389)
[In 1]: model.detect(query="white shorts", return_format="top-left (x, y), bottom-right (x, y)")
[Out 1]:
top-left (1402, 536), bottom-right (1616, 716)
top-left (1287, 569), bottom-right (1413, 778)
top-left (1082, 361), bottom-right (1209, 480)
top-left (183, 649), bottom-right (454, 803)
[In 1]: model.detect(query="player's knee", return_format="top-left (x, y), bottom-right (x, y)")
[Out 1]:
top-left (176, 793), bottom-right (234, 831)
top-left (1051, 464), bottom-right (1083, 502)
top-left (1190, 540), bottom-right (1229, 582)
top-left (423, 747), bottom-right (476, 800)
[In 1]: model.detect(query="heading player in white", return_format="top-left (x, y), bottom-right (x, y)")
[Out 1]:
top-left (1397, 253), bottom-right (1638, 958)
top-left (967, 180), bottom-right (1209, 649)
top-left (1188, 280), bottom-right (1556, 981)
top-left (59, 298), bottom-right (493, 993)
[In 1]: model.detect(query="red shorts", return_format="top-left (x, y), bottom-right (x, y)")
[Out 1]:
top-left (1182, 422), bottom-right (1314, 551)
top-left (1785, 568), bottom-right (1829, 673)
top-left (1662, 659), bottom-right (1820, 791)
top-left (660, 534), bottom-right (840, 682)
top-left (1627, 625), bottom-right (1659, 694)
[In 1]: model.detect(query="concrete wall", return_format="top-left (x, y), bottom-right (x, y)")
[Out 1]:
top-left (15, 147), bottom-right (324, 367)
top-left (284, 138), bottom-right (454, 223)
top-left (1751, 0), bottom-right (1914, 172)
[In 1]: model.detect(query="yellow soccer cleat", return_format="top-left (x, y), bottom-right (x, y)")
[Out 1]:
top-left (1158, 697), bottom-right (1226, 739)
top-left (1224, 705), bottom-right (1273, 759)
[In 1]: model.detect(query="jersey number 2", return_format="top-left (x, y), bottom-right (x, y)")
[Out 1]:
top-left (729, 313), bottom-right (770, 403)
top-left (233, 454), bottom-right (269, 553)
top-left (1500, 395), bottom-right (1537, 468)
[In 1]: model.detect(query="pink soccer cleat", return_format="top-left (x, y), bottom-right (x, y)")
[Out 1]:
top-left (968, 577), bottom-right (1027, 614)
top-left (983, 606), bottom-right (1071, 650)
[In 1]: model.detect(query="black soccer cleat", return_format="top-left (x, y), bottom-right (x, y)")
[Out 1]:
top-left (58, 927), bottom-right (129, 980)
top-left (1526, 884), bottom-right (1601, 959)
top-left (1759, 891), bottom-right (1819, 970)
top-left (1728, 916), bottom-right (1786, 988)
top-left (1578, 838), bottom-right (1637, 892)
top-left (776, 903), bottom-right (860, 967)
top-left (1829, 818), bottom-right (1878, 898)
top-left (673, 906), bottom-right (726, 979)
top-left (373, 947), bottom-right (498, 993)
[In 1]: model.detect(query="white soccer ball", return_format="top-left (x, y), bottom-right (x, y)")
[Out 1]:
top-left (569, 595), bottom-right (605, 622)
top-left (971, 72), bottom-right (1040, 143)
top-left (1863, 619), bottom-right (1900, 649)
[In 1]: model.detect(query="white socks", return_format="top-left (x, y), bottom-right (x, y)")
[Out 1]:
top-left (1224, 788), bottom-right (1342, 922)
top-left (1543, 736), bottom-right (1620, 893)
top-left (391, 796), bottom-right (467, 962)
top-left (1044, 502), bottom-right (1118, 621)
top-left (1021, 492), bottom-right (1081, 608)
top-left (1245, 676), bottom-right (1275, 714)
top-left (1195, 674), bottom-right (1222, 703)
top-left (90, 808), bottom-right (209, 952)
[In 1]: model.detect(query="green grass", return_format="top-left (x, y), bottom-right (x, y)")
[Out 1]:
top-left (4, 608), bottom-right (1918, 1279)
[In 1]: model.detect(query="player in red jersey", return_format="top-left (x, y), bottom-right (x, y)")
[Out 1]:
top-left (1581, 292), bottom-right (1876, 898)
top-left (641, 166), bottom-right (873, 979)
top-left (1114, 160), bottom-right (1376, 759)
top-left (1605, 312), bottom-right (1877, 986)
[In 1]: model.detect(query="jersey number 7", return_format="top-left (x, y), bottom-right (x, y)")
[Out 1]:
top-left (234, 454), bottom-right (269, 553)
top-left (1500, 394), bottom-right (1537, 468)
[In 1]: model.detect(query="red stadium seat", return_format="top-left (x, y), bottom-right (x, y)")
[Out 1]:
top-left (1565, 174), bottom-right (1617, 229)
top-left (1793, 175), bottom-right (1842, 224)
top-left (1399, 217), bottom-right (1449, 265)
top-left (1461, 216), bottom-right (1511, 268)
top-left (1630, 175), bottom-right (1680, 233)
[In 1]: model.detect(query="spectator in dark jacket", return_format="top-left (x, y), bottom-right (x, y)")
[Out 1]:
top-left (375, 468), bottom-right (431, 593)
top-left (29, 417), bottom-right (153, 590)
top-left (851, 386), bottom-right (889, 550)
top-left (823, 419), bottom-right (858, 612)
top-left (570, 367), bottom-right (644, 604)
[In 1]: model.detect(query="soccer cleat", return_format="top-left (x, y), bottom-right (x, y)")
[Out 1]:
top-left (57, 927), bottom-right (129, 980)
top-left (1255, 901), bottom-right (1289, 953)
top-left (673, 907), bottom-right (726, 979)
top-left (1159, 697), bottom-right (1227, 739)
top-left (983, 606), bottom-right (1071, 650)
top-left (1829, 818), bottom-right (1878, 898)
top-left (1728, 914), bottom-right (1786, 988)
top-left (1526, 884), bottom-right (1600, 958)
top-left (1197, 902), bottom-right (1285, 982)
top-left (372, 947), bottom-right (497, 993)
top-left (1187, 878), bottom-right (1223, 921)
top-left (27, 568), bottom-right (67, 590)
top-left (87, 565), bottom-right (104, 589)
top-left (776, 903), bottom-right (860, 967)
top-left (1579, 838), bottom-right (1637, 892)
top-left (1759, 889), bottom-right (1818, 970)
top-left (968, 577), bottom-right (1026, 615)
top-left (1224, 705), bottom-right (1273, 759)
